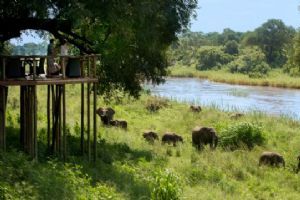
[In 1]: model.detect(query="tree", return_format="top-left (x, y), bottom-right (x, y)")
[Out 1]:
top-left (284, 32), bottom-right (300, 76)
top-left (196, 46), bottom-right (233, 70)
top-left (1, 0), bottom-right (198, 97)
top-left (224, 40), bottom-right (239, 55)
top-left (252, 19), bottom-right (295, 67)
top-left (227, 47), bottom-right (270, 78)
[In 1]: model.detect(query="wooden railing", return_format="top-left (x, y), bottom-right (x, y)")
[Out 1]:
top-left (0, 54), bottom-right (100, 81)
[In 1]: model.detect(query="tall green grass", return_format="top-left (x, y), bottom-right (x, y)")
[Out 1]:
top-left (169, 65), bottom-right (300, 89)
top-left (1, 86), bottom-right (300, 199)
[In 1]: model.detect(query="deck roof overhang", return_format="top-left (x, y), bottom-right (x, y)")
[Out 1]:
top-left (0, 18), bottom-right (95, 54)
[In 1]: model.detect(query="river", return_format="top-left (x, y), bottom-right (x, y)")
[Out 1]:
top-left (145, 78), bottom-right (300, 119)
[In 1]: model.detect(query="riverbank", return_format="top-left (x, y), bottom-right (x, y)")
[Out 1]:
top-left (169, 65), bottom-right (300, 89)
top-left (1, 86), bottom-right (300, 199)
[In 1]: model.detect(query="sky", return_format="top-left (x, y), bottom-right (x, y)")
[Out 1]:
top-left (10, 0), bottom-right (300, 44)
top-left (190, 0), bottom-right (300, 33)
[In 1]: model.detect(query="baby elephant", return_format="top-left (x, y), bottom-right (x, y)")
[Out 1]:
top-left (259, 151), bottom-right (285, 167)
top-left (230, 112), bottom-right (244, 119)
top-left (96, 107), bottom-right (115, 125)
top-left (296, 155), bottom-right (300, 173)
top-left (143, 131), bottom-right (159, 143)
top-left (110, 119), bottom-right (127, 129)
top-left (190, 105), bottom-right (202, 112)
top-left (162, 133), bottom-right (183, 146)
top-left (192, 126), bottom-right (218, 150)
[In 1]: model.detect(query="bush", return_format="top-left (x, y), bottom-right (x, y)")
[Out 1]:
top-left (227, 47), bottom-right (271, 77)
top-left (224, 40), bottom-right (239, 55)
top-left (219, 122), bottom-right (265, 150)
top-left (151, 169), bottom-right (181, 200)
top-left (196, 46), bottom-right (234, 70)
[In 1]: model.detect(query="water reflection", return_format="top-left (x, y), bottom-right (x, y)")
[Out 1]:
top-left (145, 78), bottom-right (300, 119)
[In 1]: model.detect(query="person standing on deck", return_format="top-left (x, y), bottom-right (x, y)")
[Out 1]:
top-left (47, 39), bottom-right (61, 76)
top-left (60, 39), bottom-right (69, 70)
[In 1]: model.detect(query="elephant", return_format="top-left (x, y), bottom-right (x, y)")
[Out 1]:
top-left (230, 112), bottom-right (244, 119)
top-left (143, 131), bottom-right (159, 143)
top-left (109, 119), bottom-right (127, 129)
top-left (162, 133), bottom-right (183, 146)
top-left (190, 105), bottom-right (202, 112)
top-left (96, 107), bottom-right (115, 125)
top-left (296, 155), bottom-right (300, 173)
top-left (259, 151), bottom-right (285, 167)
top-left (192, 126), bottom-right (218, 150)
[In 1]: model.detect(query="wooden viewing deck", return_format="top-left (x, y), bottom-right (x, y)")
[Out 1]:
top-left (0, 55), bottom-right (100, 162)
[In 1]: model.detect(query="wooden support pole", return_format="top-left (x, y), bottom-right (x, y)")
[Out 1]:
top-left (63, 85), bottom-right (66, 161)
top-left (20, 87), bottom-right (24, 149)
top-left (81, 83), bottom-right (84, 155)
top-left (58, 85), bottom-right (62, 155)
top-left (93, 83), bottom-right (97, 162)
top-left (87, 83), bottom-right (91, 161)
top-left (0, 86), bottom-right (6, 151)
top-left (33, 86), bottom-right (37, 160)
top-left (51, 85), bottom-right (56, 154)
top-left (28, 87), bottom-right (33, 156)
top-left (47, 85), bottom-right (51, 149)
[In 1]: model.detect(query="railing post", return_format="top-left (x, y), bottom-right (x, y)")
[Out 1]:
top-left (33, 58), bottom-right (37, 80)
top-left (2, 57), bottom-right (6, 81)
top-left (93, 55), bottom-right (96, 78)
top-left (62, 57), bottom-right (66, 79)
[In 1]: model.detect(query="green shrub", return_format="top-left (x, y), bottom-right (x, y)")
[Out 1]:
top-left (219, 122), bottom-right (265, 150)
top-left (224, 40), bottom-right (239, 55)
top-left (196, 46), bottom-right (234, 70)
top-left (151, 169), bottom-right (181, 200)
top-left (227, 47), bottom-right (271, 78)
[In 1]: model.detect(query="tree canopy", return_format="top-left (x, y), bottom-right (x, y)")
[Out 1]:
top-left (1, 0), bottom-right (198, 96)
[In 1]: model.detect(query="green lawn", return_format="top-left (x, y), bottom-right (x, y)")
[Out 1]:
top-left (169, 65), bottom-right (300, 89)
top-left (1, 85), bottom-right (300, 199)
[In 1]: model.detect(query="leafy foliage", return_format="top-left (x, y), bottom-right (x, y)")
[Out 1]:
top-left (224, 40), bottom-right (239, 55)
top-left (219, 122), bottom-right (266, 150)
top-left (284, 32), bottom-right (300, 76)
top-left (1, 0), bottom-right (198, 97)
top-left (227, 47), bottom-right (271, 78)
top-left (151, 169), bottom-right (181, 200)
top-left (196, 46), bottom-right (233, 70)
top-left (245, 19), bottom-right (295, 67)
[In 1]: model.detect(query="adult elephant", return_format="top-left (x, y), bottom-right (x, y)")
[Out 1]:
top-left (192, 126), bottom-right (218, 150)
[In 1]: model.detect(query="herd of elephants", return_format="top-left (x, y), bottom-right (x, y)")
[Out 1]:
top-left (96, 105), bottom-right (299, 172)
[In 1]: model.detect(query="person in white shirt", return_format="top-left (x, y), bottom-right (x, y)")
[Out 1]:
top-left (60, 39), bottom-right (69, 56)
top-left (47, 39), bottom-right (61, 76)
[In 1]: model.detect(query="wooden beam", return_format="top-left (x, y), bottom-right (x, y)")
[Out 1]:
top-left (93, 83), bottom-right (97, 162)
top-left (63, 85), bottom-right (66, 161)
top-left (87, 83), bottom-right (91, 162)
top-left (81, 83), bottom-right (85, 155)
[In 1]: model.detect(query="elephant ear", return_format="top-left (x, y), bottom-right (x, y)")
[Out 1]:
top-left (107, 107), bottom-right (115, 116)
top-left (96, 107), bottom-right (104, 116)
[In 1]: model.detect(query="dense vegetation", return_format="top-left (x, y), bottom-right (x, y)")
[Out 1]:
top-left (168, 19), bottom-right (300, 81)
top-left (1, 86), bottom-right (300, 199)
top-left (1, 0), bottom-right (198, 97)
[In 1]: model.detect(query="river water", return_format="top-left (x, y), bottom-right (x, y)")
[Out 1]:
top-left (145, 78), bottom-right (300, 119)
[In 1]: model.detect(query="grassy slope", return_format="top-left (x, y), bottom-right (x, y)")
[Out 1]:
top-left (169, 65), bottom-right (300, 89)
top-left (1, 85), bottom-right (300, 199)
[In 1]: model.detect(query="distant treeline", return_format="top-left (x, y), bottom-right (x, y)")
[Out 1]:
top-left (11, 42), bottom-right (48, 56)
top-left (168, 19), bottom-right (300, 77)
